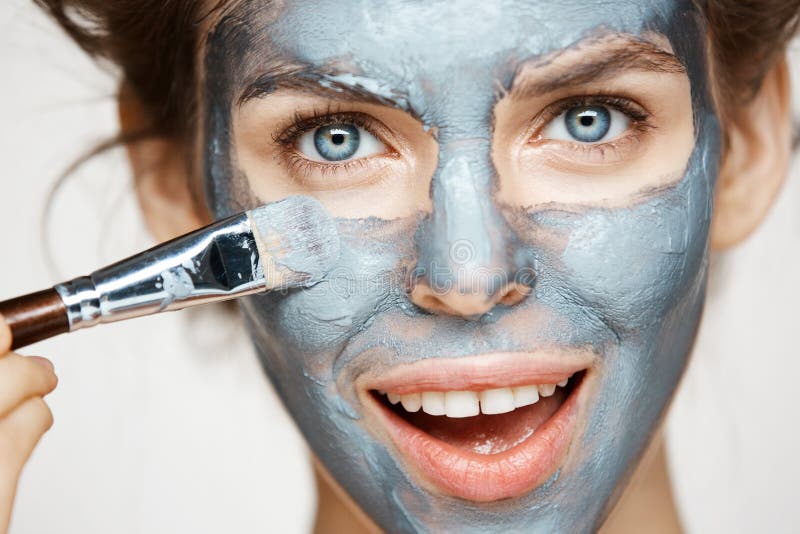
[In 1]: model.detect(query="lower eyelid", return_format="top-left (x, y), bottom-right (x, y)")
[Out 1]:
top-left (287, 147), bottom-right (399, 173)
top-left (528, 129), bottom-right (649, 166)
top-left (286, 155), bottom-right (398, 190)
top-left (286, 148), bottom-right (395, 174)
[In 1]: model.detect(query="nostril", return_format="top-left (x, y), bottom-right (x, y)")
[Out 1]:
top-left (409, 279), bottom-right (531, 318)
top-left (412, 291), bottom-right (462, 316)
top-left (498, 283), bottom-right (532, 307)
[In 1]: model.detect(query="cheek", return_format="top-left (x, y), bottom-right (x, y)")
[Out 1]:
top-left (527, 171), bottom-right (711, 340)
top-left (558, 199), bottom-right (690, 327)
top-left (239, 216), bottom-right (419, 369)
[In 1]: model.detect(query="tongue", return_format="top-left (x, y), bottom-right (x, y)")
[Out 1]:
top-left (394, 389), bottom-right (567, 455)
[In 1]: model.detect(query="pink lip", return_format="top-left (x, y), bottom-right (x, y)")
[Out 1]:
top-left (360, 351), bottom-right (594, 502)
top-left (364, 350), bottom-right (594, 394)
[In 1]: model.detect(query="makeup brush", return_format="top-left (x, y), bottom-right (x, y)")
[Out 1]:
top-left (0, 196), bottom-right (340, 350)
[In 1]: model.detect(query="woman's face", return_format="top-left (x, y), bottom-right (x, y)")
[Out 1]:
top-left (200, 0), bottom-right (717, 531)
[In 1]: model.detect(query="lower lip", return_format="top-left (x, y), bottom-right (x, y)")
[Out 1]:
top-left (371, 376), bottom-right (584, 502)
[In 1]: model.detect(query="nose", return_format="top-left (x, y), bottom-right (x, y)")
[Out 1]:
top-left (409, 143), bottom-right (531, 318)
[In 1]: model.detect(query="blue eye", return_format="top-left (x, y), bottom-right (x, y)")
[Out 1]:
top-left (314, 124), bottom-right (359, 161)
top-left (565, 106), bottom-right (610, 142)
top-left (542, 104), bottom-right (629, 144)
top-left (298, 122), bottom-right (385, 163)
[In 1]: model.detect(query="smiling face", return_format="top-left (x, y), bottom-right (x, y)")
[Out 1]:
top-left (200, 0), bottom-right (718, 531)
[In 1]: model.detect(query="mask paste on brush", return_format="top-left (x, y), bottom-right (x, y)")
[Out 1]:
top-left (249, 196), bottom-right (341, 288)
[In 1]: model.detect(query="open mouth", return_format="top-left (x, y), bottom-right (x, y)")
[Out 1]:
top-left (363, 352), bottom-right (590, 502)
top-left (375, 374), bottom-right (580, 454)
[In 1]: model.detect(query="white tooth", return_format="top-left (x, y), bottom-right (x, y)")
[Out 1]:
top-left (512, 385), bottom-right (540, 407)
top-left (479, 388), bottom-right (516, 415)
top-left (400, 393), bottom-right (422, 412)
top-left (421, 391), bottom-right (446, 416)
top-left (539, 383), bottom-right (556, 397)
top-left (444, 391), bottom-right (480, 418)
top-left (378, 389), bottom-right (386, 395)
top-left (557, 378), bottom-right (568, 388)
top-left (387, 392), bottom-right (401, 405)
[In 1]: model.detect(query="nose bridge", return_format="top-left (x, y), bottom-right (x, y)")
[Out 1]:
top-left (415, 138), bottom-right (516, 304)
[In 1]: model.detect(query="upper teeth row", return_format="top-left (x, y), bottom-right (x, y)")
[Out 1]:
top-left (381, 378), bottom-right (570, 418)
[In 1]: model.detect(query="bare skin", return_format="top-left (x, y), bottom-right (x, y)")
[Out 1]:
top-left (0, 317), bottom-right (57, 534)
top-left (600, 436), bottom-right (683, 534)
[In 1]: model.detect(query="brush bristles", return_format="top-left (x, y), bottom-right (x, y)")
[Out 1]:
top-left (248, 196), bottom-right (340, 289)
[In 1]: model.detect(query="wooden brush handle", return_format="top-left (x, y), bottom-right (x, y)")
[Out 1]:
top-left (0, 289), bottom-right (69, 350)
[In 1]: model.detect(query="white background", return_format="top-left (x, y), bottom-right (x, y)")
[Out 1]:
top-left (1, 1), bottom-right (798, 532)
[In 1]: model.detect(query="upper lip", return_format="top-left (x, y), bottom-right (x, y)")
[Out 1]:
top-left (360, 349), bottom-right (595, 395)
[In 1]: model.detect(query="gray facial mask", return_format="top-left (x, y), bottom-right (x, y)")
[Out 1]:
top-left (202, 1), bottom-right (720, 532)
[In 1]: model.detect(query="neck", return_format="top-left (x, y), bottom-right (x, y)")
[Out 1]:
top-left (600, 434), bottom-right (683, 533)
top-left (312, 461), bottom-right (379, 534)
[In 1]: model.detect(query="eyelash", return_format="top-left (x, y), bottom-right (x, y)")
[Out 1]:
top-left (543, 94), bottom-right (649, 124)
top-left (273, 108), bottom-right (394, 179)
top-left (273, 94), bottom-right (653, 176)
top-left (532, 94), bottom-right (654, 156)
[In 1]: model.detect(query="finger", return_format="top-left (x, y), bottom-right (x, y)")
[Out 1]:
top-left (0, 396), bottom-right (53, 534)
top-left (0, 397), bottom-right (53, 480)
top-left (0, 395), bottom-right (55, 534)
top-left (0, 355), bottom-right (57, 420)
top-left (0, 313), bottom-right (10, 354)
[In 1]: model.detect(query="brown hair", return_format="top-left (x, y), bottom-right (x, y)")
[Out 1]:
top-left (704, 1), bottom-right (800, 128)
top-left (32, 0), bottom-right (231, 142)
top-left (33, 0), bottom-right (800, 156)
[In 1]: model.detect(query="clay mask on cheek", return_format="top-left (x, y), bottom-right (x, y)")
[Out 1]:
top-left (202, 1), bottom-right (720, 532)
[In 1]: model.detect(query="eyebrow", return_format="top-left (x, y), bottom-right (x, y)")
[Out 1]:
top-left (510, 39), bottom-right (686, 97)
top-left (238, 65), bottom-right (412, 110)
top-left (235, 37), bottom-right (685, 108)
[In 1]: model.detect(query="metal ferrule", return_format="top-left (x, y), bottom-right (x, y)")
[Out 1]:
top-left (54, 213), bottom-right (265, 331)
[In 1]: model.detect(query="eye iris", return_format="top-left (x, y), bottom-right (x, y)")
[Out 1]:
top-left (565, 105), bottom-right (611, 143)
top-left (314, 124), bottom-right (360, 161)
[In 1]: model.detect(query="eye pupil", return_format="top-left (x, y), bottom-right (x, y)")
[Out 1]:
top-left (314, 124), bottom-right (360, 161)
top-left (565, 105), bottom-right (611, 143)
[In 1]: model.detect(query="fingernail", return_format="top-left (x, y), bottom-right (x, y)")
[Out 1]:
top-left (28, 356), bottom-right (55, 372)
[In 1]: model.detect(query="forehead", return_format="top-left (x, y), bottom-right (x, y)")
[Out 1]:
top-left (208, 0), bottom-right (702, 122)
top-left (270, 0), bottom-right (680, 65)
top-left (218, 0), bottom-right (694, 69)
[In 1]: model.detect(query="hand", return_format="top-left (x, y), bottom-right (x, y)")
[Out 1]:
top-left (0, 316), bottom-right (57, 534)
